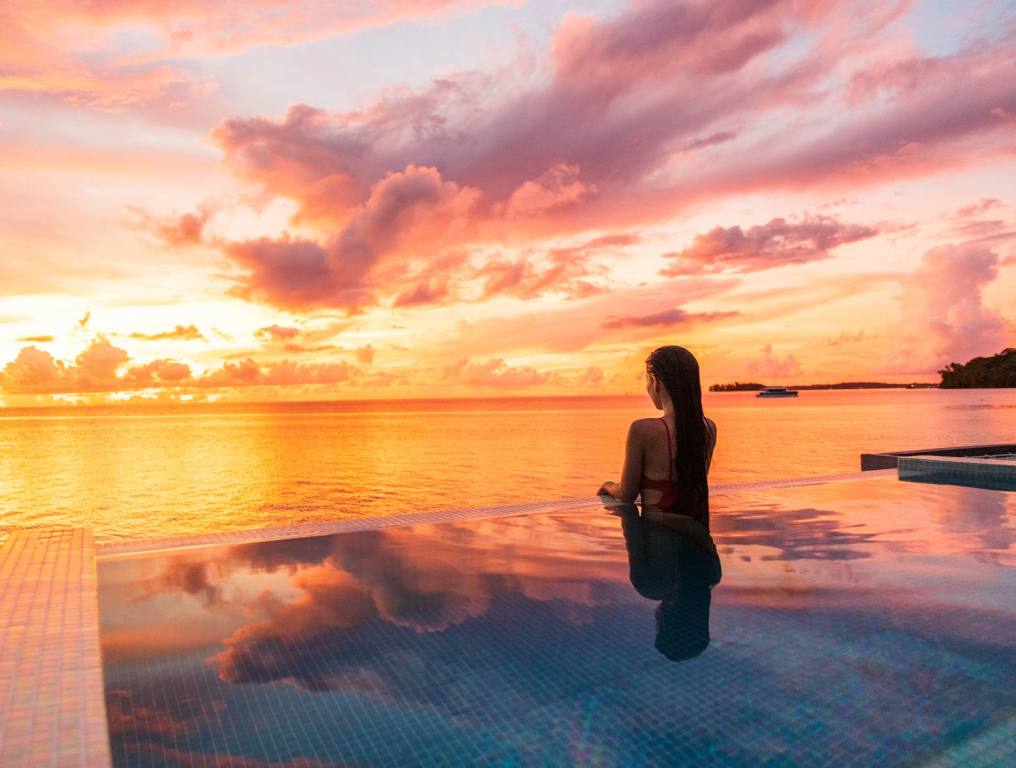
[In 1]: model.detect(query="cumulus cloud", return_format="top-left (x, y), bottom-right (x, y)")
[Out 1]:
top-left (0, 337), bottom-right (360, 394)
top-left (660, 215), bottom-right (881, 276)
top-left (0, 338), bottom-right (127, 394)
top-left (745, 344), bottom-right (802, 380)
top-left (219, 165), bottom-right (480, 312)
top-left (188, 0), bottom-right (1016, 313)
top-left (123, 359), bottom-right (193, 385)
top-left (889, 243), bottom-right (1010, 374)
top-left (499, 163), bottom-right (598, 218)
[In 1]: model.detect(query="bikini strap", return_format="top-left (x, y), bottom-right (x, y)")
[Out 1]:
top-left (660, 417), bottom-right (673, 480)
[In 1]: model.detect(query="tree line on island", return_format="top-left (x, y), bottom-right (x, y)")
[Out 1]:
top-left (938, 348), bottom-right (1016, 388)
top-left (710, 348), bottom-right (1016, 391)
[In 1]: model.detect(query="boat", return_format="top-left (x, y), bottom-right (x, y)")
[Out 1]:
top-left (756, 386), bottom-right (799, 398)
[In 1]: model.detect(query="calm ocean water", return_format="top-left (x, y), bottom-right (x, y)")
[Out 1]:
top-left (1, 389), bottom-right (1014, 542)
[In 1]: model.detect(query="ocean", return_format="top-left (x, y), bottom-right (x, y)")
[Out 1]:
top-left (1, 389), bottom-right (1013, 543)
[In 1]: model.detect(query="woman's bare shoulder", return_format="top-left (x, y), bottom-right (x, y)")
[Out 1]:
top-left (628, 417), bottom-right (659, 434)
top-left (704, 416), bottom-right (717, 439)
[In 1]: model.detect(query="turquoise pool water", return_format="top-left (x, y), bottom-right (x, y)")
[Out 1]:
top-left (97, 476), bottom-right (1015, 766)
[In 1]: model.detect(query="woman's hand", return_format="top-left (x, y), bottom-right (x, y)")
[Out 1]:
top-left (597, 480), bottom-right (619, 497)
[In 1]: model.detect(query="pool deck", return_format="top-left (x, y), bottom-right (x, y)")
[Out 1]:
top-left (0, 529), bottom-right (111, 768)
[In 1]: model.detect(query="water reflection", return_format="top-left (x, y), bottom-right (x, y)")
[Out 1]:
top-left (617, 505), bottom-right (722, 660)
top-left (97, 479), bottom-right (1016, 768)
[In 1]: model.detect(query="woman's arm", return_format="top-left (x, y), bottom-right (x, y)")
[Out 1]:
top-left (597, 421), bottom-right (643, 503)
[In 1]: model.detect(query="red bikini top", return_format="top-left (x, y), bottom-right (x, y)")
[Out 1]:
top-left (640, 418), bottom-right (680, 498)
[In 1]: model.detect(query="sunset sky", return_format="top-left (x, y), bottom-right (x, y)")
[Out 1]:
top-left (1, 0), bottom-right (1014, 405)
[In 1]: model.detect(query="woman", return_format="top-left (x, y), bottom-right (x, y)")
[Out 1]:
top-left (597, 345), bottom-right (717, 528)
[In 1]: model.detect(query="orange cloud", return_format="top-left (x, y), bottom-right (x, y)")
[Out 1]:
top-left (255, 325), bottom-right (299, 341)
top-left (217, 164), bottom-right (481, 312)
top-left (0, 337), bottom-right (361, 395)
top-left (195, 358), bottom-right (355, 388)
top-left (355, 345), bottom-right (375, 365)
top-left (123, 359), bottom-right (193, 385)
top-left (129, 324), bottom-right (206, 342)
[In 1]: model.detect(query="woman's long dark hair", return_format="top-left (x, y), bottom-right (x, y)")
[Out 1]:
top-left (646, 345), bottom-right (709, 526)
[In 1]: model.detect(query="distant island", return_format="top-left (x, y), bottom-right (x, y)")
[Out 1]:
top-left (939, 348), bottom-right (1016, 388)
top-left (709, 381), bottom-right (938, 392)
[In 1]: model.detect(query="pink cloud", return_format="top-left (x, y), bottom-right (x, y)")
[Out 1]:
top-left (193, 0), bottom-right (1016, 314)
top-left (602, 308), bottom-right (739, 329)
top-left (552, 0), bottom-right (787, 85)
top-left (0, 2), bottom-right (506, 116)
top-left (660, 215), bottom-right (881, 275)
top-left (477, 251), bottom-right (604, 301)
top-left (128, 203), bottom-right (217, 247)
top-left (953, 198), bottom-right (1003, 219)
top-left (888, 243), bottom-right (1011, 374)
top-left (745, 344), bottom-right (802, 380)
top-left (46, 1), bottom-right (505, 58)
top-left (443, 358), bottom-right (552, 388)
top-left (499, 163), bottom-right (598, 218)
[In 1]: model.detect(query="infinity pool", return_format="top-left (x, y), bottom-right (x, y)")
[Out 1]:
top-left (97, 476), bottom-right (1015, 766)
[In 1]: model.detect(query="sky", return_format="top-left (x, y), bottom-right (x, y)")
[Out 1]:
top-left (0, 0), bottom-right (1014, 405)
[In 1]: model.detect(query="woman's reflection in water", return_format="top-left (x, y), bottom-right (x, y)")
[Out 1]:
top-left (618, 504), bottom-right (722, 661)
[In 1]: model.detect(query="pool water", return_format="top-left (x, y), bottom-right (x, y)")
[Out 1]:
top-left (97, 477), bottom-right (1015, 767)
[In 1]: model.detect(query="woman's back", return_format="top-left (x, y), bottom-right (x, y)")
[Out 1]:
top-left (640, 415), bottom-right (716, 515)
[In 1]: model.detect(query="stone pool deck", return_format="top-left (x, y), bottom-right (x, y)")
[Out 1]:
top-left (0, 469), bottom-right (894, 765)
top-left (0, 529), bottom-right (111, 768)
